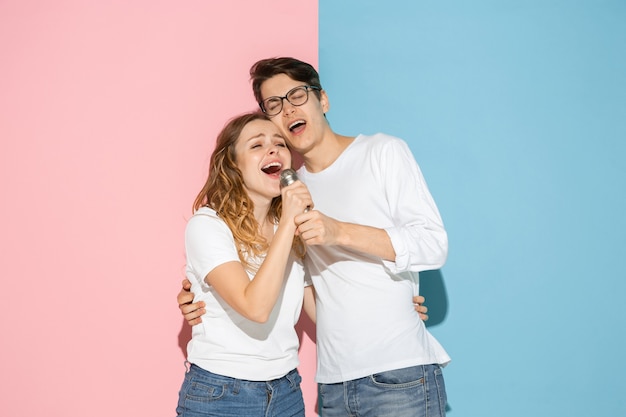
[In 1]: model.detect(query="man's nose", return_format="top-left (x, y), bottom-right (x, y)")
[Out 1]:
top-left (282, 99), bottom-right (296, 116)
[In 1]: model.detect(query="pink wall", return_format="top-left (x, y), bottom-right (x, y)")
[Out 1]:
top-left (0, 1), bottom-right (318, 416)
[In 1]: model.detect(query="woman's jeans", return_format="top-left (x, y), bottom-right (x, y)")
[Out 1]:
top-left (319, 364), bottom-right (447, 417)
top-left (176, 363), bottom-right (305, 417)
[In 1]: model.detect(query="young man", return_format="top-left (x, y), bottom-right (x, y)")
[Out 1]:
top-left (180, 57), bottom-right (450, 416)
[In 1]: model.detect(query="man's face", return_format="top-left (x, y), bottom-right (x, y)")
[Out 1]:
top-left (259, 73), bottom-right (329, 155)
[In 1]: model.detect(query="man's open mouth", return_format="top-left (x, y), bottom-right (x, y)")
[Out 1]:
top-left (289, 120), bottom-right (306, 132)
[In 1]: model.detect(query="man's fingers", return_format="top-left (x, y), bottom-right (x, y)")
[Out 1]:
top-left (181, 304), bottom-right (206, 325)
top-left (177, 289), bottom-right (195, 305)
top-left (185, 309), bottom-right (205, 321)
top-left (179, 301), bottom-right (205, 314)
top-left (187, 317), bottom-right (203, 326)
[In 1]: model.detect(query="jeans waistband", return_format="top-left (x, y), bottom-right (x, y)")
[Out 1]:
top-left (188, 363), bottom-right (299, 389)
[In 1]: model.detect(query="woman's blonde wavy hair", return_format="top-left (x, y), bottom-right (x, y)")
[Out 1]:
top-left (192, 111), bottom-right (304, 271)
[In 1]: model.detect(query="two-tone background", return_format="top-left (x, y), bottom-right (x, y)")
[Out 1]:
top-left (1, 1), bottom-right (624, 416)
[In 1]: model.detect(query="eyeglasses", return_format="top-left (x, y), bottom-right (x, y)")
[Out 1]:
top-left (260, 85), bottom-right (321, 116)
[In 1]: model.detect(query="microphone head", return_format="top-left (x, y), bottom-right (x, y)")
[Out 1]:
top-left (279, 169), bottom-right (298, 187)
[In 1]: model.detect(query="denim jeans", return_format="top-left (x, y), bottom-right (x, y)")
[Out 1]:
top-left (319, 364), bottom-right (447, 417)
top-left (176, 363), bottom-right (305, 417)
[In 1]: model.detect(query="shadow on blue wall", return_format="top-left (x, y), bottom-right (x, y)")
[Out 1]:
top-left (420, 269), bottom-right (449, 327)
top-left (420, 269), bottom-right (452, 413)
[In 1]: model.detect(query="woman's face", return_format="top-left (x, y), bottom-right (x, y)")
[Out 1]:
top-left (234, 119), bottom-right (291, 204)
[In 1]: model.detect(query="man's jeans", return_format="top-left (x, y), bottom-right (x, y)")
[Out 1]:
top-left (319, 364), bottom-right (447, 417)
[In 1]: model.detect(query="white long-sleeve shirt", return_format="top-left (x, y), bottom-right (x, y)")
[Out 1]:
top-left (298, 133), bottom-right (451, 383)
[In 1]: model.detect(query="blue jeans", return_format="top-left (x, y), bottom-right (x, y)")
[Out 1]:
top-left (319, 364), bottom-right (447, 417)
top-left (176, 363), bottom-right (305, 417)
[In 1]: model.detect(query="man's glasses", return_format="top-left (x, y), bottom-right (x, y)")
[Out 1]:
top-left (260, 85), bottom-right (321, 116)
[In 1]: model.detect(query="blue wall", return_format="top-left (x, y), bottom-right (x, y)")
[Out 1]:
top-left (319, 1), bottom-right (626, 415)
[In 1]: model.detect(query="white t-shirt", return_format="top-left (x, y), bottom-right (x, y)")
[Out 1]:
top-left (299, 133), bottom-right (451, 384)
top-left (184, 207), bottom-right (305, 381)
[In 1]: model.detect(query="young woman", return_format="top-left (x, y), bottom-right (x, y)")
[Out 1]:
top-left (175, 111), bottom-right (314, 417)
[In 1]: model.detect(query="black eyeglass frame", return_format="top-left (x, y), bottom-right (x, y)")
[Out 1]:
top-left (259, 85), bottom-right (321, 116)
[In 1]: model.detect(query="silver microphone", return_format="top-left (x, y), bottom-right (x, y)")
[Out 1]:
top-left (279, 169), bottom-right (310, 212)
top-left (279, 168), bottom-right (299, 187)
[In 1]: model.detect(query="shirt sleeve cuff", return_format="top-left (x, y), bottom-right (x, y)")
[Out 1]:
top-left (383, 226), bottom-right (409, 273)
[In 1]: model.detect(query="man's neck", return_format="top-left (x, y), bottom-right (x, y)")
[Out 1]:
top-left (303, 132), bottom-right (355, 173)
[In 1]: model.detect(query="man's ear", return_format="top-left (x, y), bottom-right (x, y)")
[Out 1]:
top-left (320, 90), bottom-right (330, 114)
